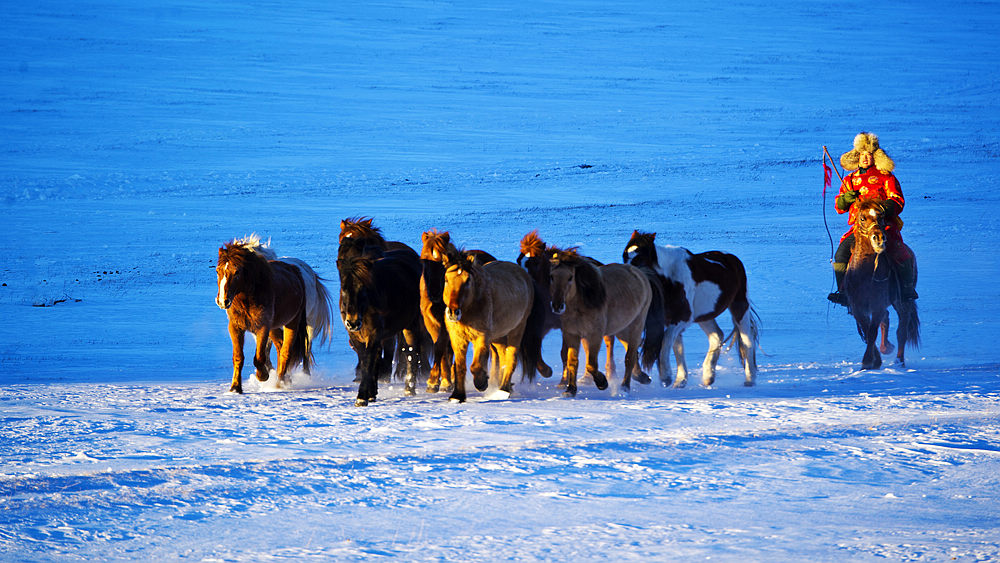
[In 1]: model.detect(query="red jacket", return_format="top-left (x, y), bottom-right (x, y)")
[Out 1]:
top-left (836, 167), bottom-right (905, 242)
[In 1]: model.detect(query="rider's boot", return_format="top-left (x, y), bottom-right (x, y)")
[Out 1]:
top-left (896, 256), bottom-right (918, 301)
top-left (827, 262), bottom-right (849, 307)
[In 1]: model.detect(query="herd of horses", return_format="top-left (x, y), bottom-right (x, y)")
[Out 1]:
top-left (215, 202), bottom-right (919, 405)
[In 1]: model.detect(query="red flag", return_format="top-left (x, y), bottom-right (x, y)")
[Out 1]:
top-left (823, 159), bottom-right (833, 196)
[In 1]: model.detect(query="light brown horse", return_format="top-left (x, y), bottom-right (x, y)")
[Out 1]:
top-left (419, 229), bottom-right (496, 393)
top-left (216, 240), bottom-right (310, 394)
top-left (442, 251), bottom-right (534, 402)
top-left (548, 247), bottom-right (652, 396)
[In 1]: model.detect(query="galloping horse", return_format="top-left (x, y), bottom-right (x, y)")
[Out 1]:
top-left (443, 251), bottom-right (535, 402)
top-left (624, 231), bottom-right (759, 387)
top-left (548, 247), bottom-right (654, 396)
top-left (337, 250), bottom-right (424, 406)
top-left (235, 234), bottom-right (334, 359)
top-left (216, 239), bottom-right (318, 393)
top-left (844, 199), bottom-right (920, 368)
top-left (338, 217), bottom-right (425, 381)
top-left (419, 229), bottom-right (497, 393)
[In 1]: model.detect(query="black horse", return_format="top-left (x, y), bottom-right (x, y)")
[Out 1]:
top-left (845, 199), bottom-right (921, 369)
top-left (337, 250), bottom-right (424, 406)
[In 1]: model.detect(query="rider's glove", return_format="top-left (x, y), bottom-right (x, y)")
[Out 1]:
top-left (836, 189), bottom-right (860, 211)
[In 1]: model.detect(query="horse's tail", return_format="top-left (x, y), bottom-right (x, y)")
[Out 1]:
top-left (641, 269), bottom-right (666, 371)
top-left (280, 257), bottom-right (334, 350)
top-left (901, 300), bottom-right (921, 351)
top-left (288, 299), bottom-right (311, 373)
top-left (519, 282), bottom-right (549, 382)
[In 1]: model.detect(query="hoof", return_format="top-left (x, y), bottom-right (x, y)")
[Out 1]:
top-left (449, 393), bottom-right (466, 403)
top-left (255, 371), bottom-right (269, 382)
top-left (404, 388), bottom-right (416, 397)
top-left (672, 379), bottom-right (687, 389)
top-left (635, 371), bottom-right (652, 385)
top-left (426, 384), bottom-right (440, 394)
top-left (562, 385), bottom-right (578, 398)
top-left (229, 385), bottom-right (243, 394)
top-left (743, 380), bottom-right (756, 387)
top-left (894, 357), bottom-right (906, 367)
top-left (538, 363), bottom-right (553, 378)
top-left (880, 342), bottom-right (896, 355)
top-left (355, 398), bottom-right (369, 407)
top-left (591, 371), bottom-right (608, 391)
top-left (473, 373), bottom-right (489, 392)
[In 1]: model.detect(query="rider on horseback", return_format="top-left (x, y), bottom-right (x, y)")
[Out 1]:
top-left (828, 132), bottom-right (918, 307)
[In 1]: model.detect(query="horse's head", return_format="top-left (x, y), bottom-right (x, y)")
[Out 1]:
top-left (216, 243), bottom-right (268, 310)
top-left (853, 199), bottom-right (887, 254)
top-left (623, 231), bottom-right (658, 268)
top-left (517, 230), bottom-right (551, 287)
top-left (339, 216), bottom-right (383, 243)
top-left (337, 255), bottom-right (376, 333)
top-left (421, 229), bottom-right (452, 261)
top-left (548, 247), bottom-right (606, 314)
top-left (443, 253), bottom-right (477, 322)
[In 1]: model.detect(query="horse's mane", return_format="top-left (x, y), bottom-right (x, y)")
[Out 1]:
top-left (854, 198), bottom-right (886, 215)
top-left (550, 246), bottom-right (606, 309)
top-left (231, 233), bottom-right (278, 260)
top-left (626, 231), bottom-right (656, 252)
top-left (421, 229), bottom-right (454, 261)
top-left (442, 247), bottom-right (475, 271)
top-left (340, 216), bottom-right (386, 245)
top-left (339, 255), bottom-right (376, 290)
top-left (520, 230), bottom-right (547, 258)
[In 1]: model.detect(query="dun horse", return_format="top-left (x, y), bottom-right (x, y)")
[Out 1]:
top-left (844, 199), bottom-right (921, 368)
top-left (419, 229), bottom-right (497, 393)
top-left (548, 247), bottom-right (654, 396)
top-left (216, 239), bottom-right (323, 394)
top-left (624, 231), bottom-right (759, 387)
top-left (442, 251), bottom-right (534, 402)
top-left (337, 250), bottom-right (424, 406)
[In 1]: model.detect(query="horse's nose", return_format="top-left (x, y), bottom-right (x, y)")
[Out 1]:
top-left (551, 301), bottom-right (566, 315)
top-left (447, 307), bottom-right (462, 322)
top-left (217, 294), bottom-right (231, 309)
top-left (344, 318), bottom-right (361, 332)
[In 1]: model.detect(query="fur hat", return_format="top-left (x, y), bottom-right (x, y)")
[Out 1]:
top-left (840, 132), bottom-right (894, 173)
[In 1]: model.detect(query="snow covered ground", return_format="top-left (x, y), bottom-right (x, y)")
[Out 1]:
top-left (2, 0), bottom-right (1000, 560)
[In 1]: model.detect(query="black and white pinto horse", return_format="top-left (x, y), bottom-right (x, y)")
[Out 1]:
top-left (624, 231), bottom-right (759, 387)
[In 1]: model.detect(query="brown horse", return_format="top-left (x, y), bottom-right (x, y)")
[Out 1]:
top-left (624, 231), bottom-right (759, 387)
top-left (844, 199), bottom-right (921, 368)
top-left (548, 247), bottom-right (653, 396)
top-left (419, 229), bottom-right (497, 393)
top-left (216, 240), bottom-right (311, 394)
top-left (443, 252), bottom-right (535, 402)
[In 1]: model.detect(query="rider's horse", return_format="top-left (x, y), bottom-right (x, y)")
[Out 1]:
top-left (844, 199), bottom-right (920, 369)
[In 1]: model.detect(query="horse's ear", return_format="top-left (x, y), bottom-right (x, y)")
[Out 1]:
top-left (422, 230), bottom-right (431, 243)
top-left (441, 232), bottom-right (450, 244)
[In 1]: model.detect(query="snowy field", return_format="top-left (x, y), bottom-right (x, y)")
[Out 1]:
top-left (3, 0), bottom-right (1000, 560)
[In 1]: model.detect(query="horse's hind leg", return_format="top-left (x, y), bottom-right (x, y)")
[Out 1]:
top-left (401, 328), bottom-right (420, 396)
top-left (698, 320), bottom-right (724, 386)
top-left (604, 336), bottom-right (616, 381)
top-left (733, 311), bottom-right (758, 386)
top-left (879, 316), bottom-right (895, 355)
top-left (252, 328), bottom-right (272, 383)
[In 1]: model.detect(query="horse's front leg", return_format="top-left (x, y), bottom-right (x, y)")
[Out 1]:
top-left (401, 328), bottom-right (420, 396)
top-left (470, 337), bottom-right (492, 392)
top-left (356, 340), bottom-right (380, 406)
top-left (860, 315), bottom-right (882, 370)
top-left (228, 324), bottom-right (246, 394)
top-left (583, 335), bottom-right (608, 391)
top-left (449, 337), bottom-right (470, 403)
top-left (698, 319), bottom-right (724, 387)
top-left (561, 333), bottom-right (582, 397)
top-left (252, 328), bottom-right (271, 383)
top-left (661, 325), bottom-right (684, 387)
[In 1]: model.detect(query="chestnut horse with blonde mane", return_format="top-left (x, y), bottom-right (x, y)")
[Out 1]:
top-left (419, 229), bottom-right (496, 392)
top-left (443, 251), bottom-right (535, 402)
top-left (548, 247), bottom-right (653, 396)
top-left (216, 239), bottom-right (315, 394)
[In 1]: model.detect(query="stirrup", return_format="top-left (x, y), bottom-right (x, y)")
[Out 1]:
top-left (827, 291), bottom-right (849, 307)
